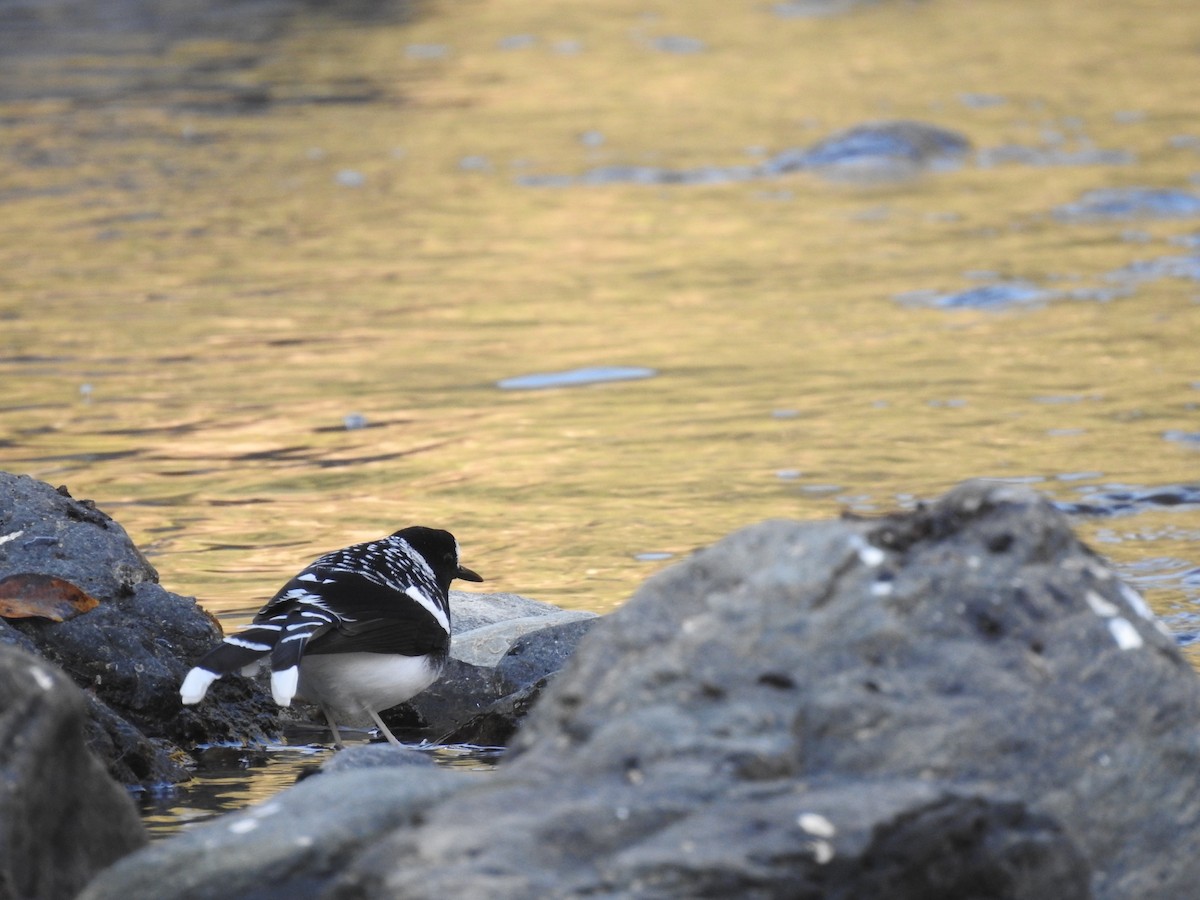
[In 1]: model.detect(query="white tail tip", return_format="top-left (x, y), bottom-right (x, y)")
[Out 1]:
top-left (271, 666), bottom-right (299, 707)
top-left (180, 667), bottom-right (219, 705)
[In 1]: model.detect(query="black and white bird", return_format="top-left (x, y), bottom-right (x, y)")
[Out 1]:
top-left (180, 526), bottom-right (483, 748)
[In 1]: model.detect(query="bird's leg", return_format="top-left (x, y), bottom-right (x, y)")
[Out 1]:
top-left (368, 710), bottom-right (404, 748)
top-left (321, 704), bottom-right (346, 750)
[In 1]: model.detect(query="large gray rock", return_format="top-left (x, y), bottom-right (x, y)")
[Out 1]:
top-left (0, 472), bottom-right (277, 783)
top-left (0, 643), bottom-right (147, 900)
top-left (81, 482), bottom-right (1200, 898)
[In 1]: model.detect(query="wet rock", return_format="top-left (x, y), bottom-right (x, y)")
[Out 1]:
top-left (0, 471), bottom-right (278, 784)
top-left (83, 481), bottom-right (1200, 899)
top-left (0, 643), bottom-right (147, 900)
top-left (763, 120), bottom-right (971, 180)
top-left (1055, 186), bottom-right (1200, 221)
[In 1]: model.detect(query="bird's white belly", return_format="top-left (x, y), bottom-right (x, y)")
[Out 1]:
top-left (297, 653), bottom-right (441, 725)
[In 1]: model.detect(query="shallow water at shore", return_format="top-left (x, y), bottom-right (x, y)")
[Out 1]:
top-left (2, 0), bottom-right (1200, 835)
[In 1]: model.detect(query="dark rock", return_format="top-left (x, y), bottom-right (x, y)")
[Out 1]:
top-left (84, 480), bottom-right (1200, 898)
top-left (0, 472), bottom-right (278, 783)
top-left (0, 643), bottom-right (147, 900)
top-left (764, 120), bottom-right (971, 179)
top-left (1056, 481), bottom-right (1200, 517)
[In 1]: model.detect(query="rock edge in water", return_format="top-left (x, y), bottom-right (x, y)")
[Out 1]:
top-left (81, 481), bottom-right (1200, 900)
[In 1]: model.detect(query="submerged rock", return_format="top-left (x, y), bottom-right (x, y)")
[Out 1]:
top-left (0, 643), bottom-right (147, 900)
top-left (763, 120), bottom-right (971, 180)
top-left (82, 481), bottom-right (1200, 899)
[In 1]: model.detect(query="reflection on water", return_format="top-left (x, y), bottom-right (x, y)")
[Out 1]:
top-left (138, 734), bottom-right (503, 841)
top-left (3, 0), bottom-right (1200, 835)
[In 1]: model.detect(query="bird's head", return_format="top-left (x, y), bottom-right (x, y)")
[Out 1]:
top-left (392, 525), bottom-right (483, 593)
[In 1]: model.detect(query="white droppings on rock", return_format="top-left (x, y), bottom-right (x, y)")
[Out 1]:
top-left (28, 665), bottom-right (54, 691)
top-left (810, 839), bottom-right (835, 864)
top-left (797, 812), bottom-right (837, 838)
top-left (0, 530), bottom-right (24, 548)
top-left (1086, 590), bottom-right (1120, 618)
top-left (1107, 617), bottom-right (1143, 651)
top-left (228, 801), bottom-right (283, 835)
top-left (849, 534), bottom-right (885, 567)
top-left (1118, 582), bottom-right (1155, 621)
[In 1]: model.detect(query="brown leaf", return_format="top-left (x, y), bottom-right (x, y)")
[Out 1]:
top-left (0, 574), bottom-right (100, 622)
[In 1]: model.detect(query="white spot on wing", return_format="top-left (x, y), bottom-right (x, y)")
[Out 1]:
top-left (405, 585), bottom-right (450, 634)
top-left (180, 667), bottom-right (219, 704)
top-left (225, 636), bottom-right (271, 651)
top-left (272, 666), bottom-right (299, 706)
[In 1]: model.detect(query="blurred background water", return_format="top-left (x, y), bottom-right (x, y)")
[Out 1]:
top-left (1, 0), bottom-right (1199, 834)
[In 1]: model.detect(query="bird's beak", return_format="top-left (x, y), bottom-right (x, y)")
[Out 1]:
top-left (456, 565), bottom-right (484, 583)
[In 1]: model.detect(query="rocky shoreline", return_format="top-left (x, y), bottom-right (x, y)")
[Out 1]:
top-left (4, 472), bottom-right (1200, 897)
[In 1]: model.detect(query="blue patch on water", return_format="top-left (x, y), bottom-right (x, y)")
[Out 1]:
top-left (976, 146), bottom-right (1134, 167)
top-left (634, 551), bottom-right (675, 562)
top-left (649, 35), bottom-right (707, 54)
top-left (519, 120), bottom-right (970, 187)
top-left (497, 366), bottom-right (658, 390)
top-left (895, 281), bottom-right (1049, 310)
top-left (1055, 187), bottom-right (1200, 221)
top-left (1109, 253), bottom-right (1200, 283)
top-left (1165, 430), bottom-right (1200, 447)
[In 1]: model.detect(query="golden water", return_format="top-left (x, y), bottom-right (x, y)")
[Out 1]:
top-left (2, 0), bottom-right (1200, 833)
